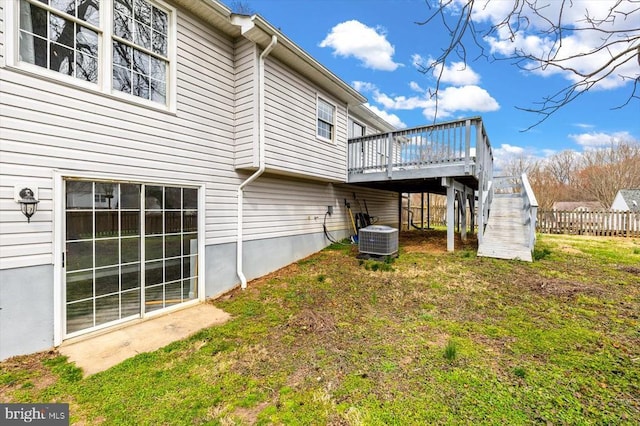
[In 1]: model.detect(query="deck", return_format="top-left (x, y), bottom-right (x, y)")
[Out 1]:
top-left (347, 117), bottom-right (492, 193)
top-left (347, 117), bottom-right (494, 250)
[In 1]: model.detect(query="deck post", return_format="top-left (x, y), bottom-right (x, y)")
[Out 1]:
top-left (464, 120), bottom-right (471, 174)
top-left (468, 191), bottom-right (475, 235)
top-left (444, 178), bottom-right (455, 251)
top-left (398, 192), bottom-right (403, 231)
top-left (407, 192), bottom-right (411, 230)
top-left (387, 132), bottom-right (394, 179)
top-left (421, 192), bottom-right (424, 230)
top-left (461, 187), bottom-right (468, 242)
top-left (427, 193), bottom-right (431, 229)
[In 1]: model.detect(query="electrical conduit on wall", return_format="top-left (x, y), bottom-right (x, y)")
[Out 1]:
top-left (237, 34), bottom-right (277, 289)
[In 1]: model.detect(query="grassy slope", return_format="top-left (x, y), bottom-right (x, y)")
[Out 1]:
top-left (1, 232), bottom-right (639, 425)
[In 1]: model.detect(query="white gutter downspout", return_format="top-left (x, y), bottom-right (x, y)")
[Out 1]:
top-left (237, 34), bottom-right (278, 289)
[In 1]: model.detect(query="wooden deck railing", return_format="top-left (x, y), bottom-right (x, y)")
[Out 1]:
top-left (537, 209), bottom-right (640, 237)
top-left (347, 116), bottom-right (494, 243)
top-left (348, 117), bottom-right (489, 177)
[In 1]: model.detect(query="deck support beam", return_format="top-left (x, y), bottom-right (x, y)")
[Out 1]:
top-left (461, 187), bottom-right (468, 242)
top-left (444, 178), bottom-right (455, 251)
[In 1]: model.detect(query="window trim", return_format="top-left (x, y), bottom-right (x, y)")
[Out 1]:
top-left (5, 0), bottom-right (177, 112)
top-left (349, 119), bottom-right (366, 138)
top-left (316, 95), bottom-right (337, 143)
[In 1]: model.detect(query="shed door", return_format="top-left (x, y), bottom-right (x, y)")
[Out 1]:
top-left (64, 180), bottom-right (199, 337)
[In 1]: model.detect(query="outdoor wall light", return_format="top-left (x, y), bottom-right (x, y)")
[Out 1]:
top-left (17, 187), bottom-right (39, 223)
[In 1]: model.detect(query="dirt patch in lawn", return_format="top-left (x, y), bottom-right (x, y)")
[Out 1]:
top-left (619, 265), bottom-right (640, 275)
top-left (521, 276), bottom-right (601, 298)
top-left (400, 230), bottom-right (478, 254)
top-left (287, 309), bottom-right (337, 334)
top-left (0, 351), bottom-right (60, 402)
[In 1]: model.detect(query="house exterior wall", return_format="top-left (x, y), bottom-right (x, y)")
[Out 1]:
top-left (262, 58), bottom-right (348, 182)
top-left (0, 1), bottom-right (399, 360)
top-left (611, 193), bottom-right (629, 211)
top-left (233, 38), bottom-right (258, 169)
top-left (1, 5), bottom-right (238, 269)
top-left (0, 265), bottom-right (54, 360)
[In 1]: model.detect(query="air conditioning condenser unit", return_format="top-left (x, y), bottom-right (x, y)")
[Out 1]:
top-left (358, 225), bottom-right (398, 256)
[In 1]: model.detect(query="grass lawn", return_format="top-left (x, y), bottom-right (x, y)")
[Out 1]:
top-left (1, 231), bottom-right (639, 425)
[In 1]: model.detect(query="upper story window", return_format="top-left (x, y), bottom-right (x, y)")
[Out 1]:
top-left (112, 0), bottom-right (169, 103)
top-left (349, 120), bottom-right (365, 138)
top-left (13, 0), bottom-right (174, 108)
top-left (19, 0), bottom-right (100, 82)
top-left (317, 97), bottom-right (335, 142)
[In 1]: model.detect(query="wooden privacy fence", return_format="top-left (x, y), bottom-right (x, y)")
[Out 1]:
top-left (403, 205), bottom-right (475, 232)
top-left (537, 210), bottom-right (640, 237)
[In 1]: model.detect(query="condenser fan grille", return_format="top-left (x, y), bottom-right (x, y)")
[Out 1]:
top-left (358, 225), bottom-right (398, 256)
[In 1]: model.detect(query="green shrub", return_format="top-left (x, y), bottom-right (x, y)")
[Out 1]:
top-left (533, 247), bottom-right (551, 261)
top-left (443, 340), bottom-right (457, 362)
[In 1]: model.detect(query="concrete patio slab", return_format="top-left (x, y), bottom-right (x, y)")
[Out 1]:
top-left (59, 303), bottom-right (231, 376)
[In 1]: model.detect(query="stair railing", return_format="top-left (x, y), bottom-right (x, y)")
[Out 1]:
top-left (521, 173), bottom-right (538, 251)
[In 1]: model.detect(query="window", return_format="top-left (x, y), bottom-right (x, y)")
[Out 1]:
top-left (14, 0), bottom-right (173, 106)
top-left (349, 120), bottom-right (365, 138)
top-left (18, 0), bottom-right (100, 82)
top-left (317, 97), bottom-right (335, 141)
top-left (112, 0), bottom-right (169, 103)
top-left (65, 179), bottom-right (199, 336)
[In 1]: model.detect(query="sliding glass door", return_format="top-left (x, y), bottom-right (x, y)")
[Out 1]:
top-left (64, 179), bottom-right (199, 337)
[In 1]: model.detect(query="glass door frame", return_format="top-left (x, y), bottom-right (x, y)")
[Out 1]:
top-left (53, 171), bottom-right (206, 345)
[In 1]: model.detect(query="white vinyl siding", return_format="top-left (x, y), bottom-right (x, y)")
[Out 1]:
top-left (0, 9), bottom-right (238, 269)
top-left (233, 38), bottom-right (258, 169)
top-left (1, 3), bottom-right (6, 63)
top-left (241, 175), bottom-right (397, 242)
top-left (1, 3), bottom-right (399, 272)
top-left (263, 57), bottom-right (348, 182)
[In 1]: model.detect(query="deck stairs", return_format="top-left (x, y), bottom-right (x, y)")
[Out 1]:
top-left (477, 177), bottom-right (536, 262)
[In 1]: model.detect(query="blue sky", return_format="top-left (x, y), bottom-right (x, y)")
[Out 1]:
top-left (234, 0), bottom-right (639, 168)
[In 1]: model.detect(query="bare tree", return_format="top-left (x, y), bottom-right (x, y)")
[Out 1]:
top-left (577, 140), bottom-right (640, 206)
top-left (526, 161), bottom-right (565, 209)
top-left (415, 0), bottom-right (640, 128)
top-left (230, 1), bottom-right (255, 15)
top-left (546, 150), bottom-right (581, 187)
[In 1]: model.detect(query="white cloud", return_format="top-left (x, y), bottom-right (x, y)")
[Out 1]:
top-left (411, 54), bottom-right (481, 86)
top-left (364, 103), bottom-right (406, 129)
top-left (463, 0), bottom-right (640, 90)
top-left (422, 85), bottom-right (500, 119)
top-left (411, 53), bottom-right (425, 68)
top-left (568, 131), bottom-right (637, 148)
top-left (432, 61), bottom-right (480, 86)
top-left (499, 143), bottom-right (525, 155)
top-left (352, 80), bottom-right (377, 93)
top-left (491, 143), bottom-right (555, 174)
top-left (409, 81), bottom-right (425, 93)
top-left (574, 123), bottom-right (596, 129)
top-left (319, 20), bottom-right (402, 71)
top-left (351, 80), bottom-right (499, 121)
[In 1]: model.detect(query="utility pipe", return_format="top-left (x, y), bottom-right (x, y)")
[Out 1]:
top-left (237, 35), bottom-right (278, 289)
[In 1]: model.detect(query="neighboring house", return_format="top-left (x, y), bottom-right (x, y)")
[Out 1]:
top-left (0, 0), bottom-right (400, 360)
top-left (611, 189), bottom-right (640, 212)
top-left (551, 201), bottom-right (603, 211)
